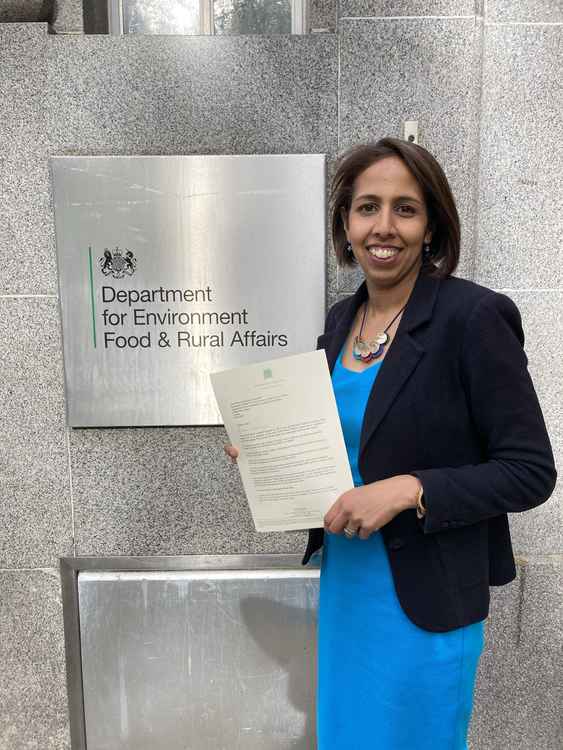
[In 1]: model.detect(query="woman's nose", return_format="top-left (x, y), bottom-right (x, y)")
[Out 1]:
top-left (371, 207), bottom-right (395, 235)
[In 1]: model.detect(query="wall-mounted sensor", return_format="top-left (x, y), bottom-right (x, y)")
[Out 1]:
top-left (403, 121), bottom-right (419, 144)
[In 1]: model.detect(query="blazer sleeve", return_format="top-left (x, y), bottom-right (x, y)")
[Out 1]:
top-left (414, 291), bottom-right (557, 534)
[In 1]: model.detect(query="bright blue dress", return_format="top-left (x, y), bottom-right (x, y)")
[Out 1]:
top-left (317, 348), bottom-right (485, 750)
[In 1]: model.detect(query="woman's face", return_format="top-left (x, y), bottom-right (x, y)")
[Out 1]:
top-left (342, 156), bottom-right (432, 292)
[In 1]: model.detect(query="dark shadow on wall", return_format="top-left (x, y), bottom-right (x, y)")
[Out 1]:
top-left (240, 594), bottom-right (318, 749)
top-left (0, 0), bottom-right (55, 22)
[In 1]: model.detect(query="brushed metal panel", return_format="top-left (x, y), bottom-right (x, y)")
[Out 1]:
top-left (50, 155), bottom-right (326, 427)
top-left (78, 569), bottom-right (319, 749)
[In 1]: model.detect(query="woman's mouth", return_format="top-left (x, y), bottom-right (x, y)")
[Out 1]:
top-left (366, 245), bottom-right (400, 260)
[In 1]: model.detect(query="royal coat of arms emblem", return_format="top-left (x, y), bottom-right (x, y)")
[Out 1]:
top-left (99, 248), bottom-right (136, 279)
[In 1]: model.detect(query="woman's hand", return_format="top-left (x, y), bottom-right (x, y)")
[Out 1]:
top-left (224, 444), bottom-right (240, 463)
top-left (324, 475), bottom-right (421, 539)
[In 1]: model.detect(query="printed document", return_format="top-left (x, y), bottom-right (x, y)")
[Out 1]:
top-left (211, 350), bottom-right (353, 532)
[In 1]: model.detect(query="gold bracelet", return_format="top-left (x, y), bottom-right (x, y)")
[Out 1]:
top-left (415, 484), bottom-right (426, 520)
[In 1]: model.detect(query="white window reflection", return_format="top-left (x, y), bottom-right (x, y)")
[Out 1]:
top-left (120, 0), bottom-right (293, 35)
top-left (214, 0), bottom-right (291, 35)
top-left (123, 0), bottom-right (200, 35)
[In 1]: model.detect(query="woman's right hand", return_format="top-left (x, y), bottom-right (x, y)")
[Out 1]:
top-left (224, 444), bottom-right (240, 463)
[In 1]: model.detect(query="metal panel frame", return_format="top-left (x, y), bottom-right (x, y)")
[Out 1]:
top-left (60, 553), bottom-right (315, 749)
top-left (200, 0), bottom-right (214, 34)
top-left (291, 0), bottom-right (308, 34)
top-left (107, 0), bottom-right (124, 35)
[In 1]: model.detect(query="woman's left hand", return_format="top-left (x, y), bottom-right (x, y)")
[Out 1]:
top-left (324, 475), bottom-right (421, 539)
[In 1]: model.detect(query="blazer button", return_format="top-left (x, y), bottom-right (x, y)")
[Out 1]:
top-left (388, 537), bottom-right (405, 550)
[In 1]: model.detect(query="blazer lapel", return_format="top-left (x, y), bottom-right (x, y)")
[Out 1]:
top-left (359, 273), bottom-right (441, 457)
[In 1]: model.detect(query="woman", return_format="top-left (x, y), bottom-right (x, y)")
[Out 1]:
top-left (226, 137), bottom-right (556, 749)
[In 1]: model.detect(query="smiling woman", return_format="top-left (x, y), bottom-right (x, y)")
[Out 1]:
top-left (325, 139), bottom-right (461, 373)
top-left (332, 138), bottom-right (460, 279)
top-left (303, 136), bottom-right (556, 749)
top-left (342, 156), bottom-right (433, 296)
top-left (223, 137), bottom-right (556, 749)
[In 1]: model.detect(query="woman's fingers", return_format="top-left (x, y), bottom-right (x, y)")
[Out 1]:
top-left (224, 444), bottom-right (240, 462)
top-left (326, 514), bottom-right (347, 534)
top-left (324, 498), bottom-right (350, 534)
top-left (324, 489), bottom-right (357, 532)
top-left (323, 487), bottom-right (383, 538)
top-left (323, 499), bottom-right (341, 530)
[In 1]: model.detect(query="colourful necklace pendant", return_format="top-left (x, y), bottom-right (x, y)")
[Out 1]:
top-left (352, 334), bottom-right (387, 362)
top-left (352, 301), bottom-right (407, 363)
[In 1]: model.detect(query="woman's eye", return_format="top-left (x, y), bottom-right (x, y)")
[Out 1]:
top-left (358, 203), bottom-right (416, 215)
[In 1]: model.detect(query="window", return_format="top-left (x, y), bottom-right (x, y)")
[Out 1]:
top-left (106, 0), bottom-right (307, 35)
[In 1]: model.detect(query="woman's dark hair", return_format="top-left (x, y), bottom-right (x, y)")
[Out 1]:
top-left (330, 137), bottom-right (460, 277)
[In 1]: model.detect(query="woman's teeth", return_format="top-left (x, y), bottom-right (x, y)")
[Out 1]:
top-left (367, 246), bottom-right (399, 259)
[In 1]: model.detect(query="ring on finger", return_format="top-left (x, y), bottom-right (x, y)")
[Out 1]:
top-left (344, 524), bottom-right (359, 539)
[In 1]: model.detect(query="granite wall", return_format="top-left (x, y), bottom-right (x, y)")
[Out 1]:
top-left (0, 1), bottom-right (561, 747)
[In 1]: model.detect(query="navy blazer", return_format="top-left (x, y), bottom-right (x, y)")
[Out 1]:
top-left (302, 271), bottom-right (556, 632)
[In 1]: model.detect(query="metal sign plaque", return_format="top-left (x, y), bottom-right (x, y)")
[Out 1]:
top-left (51, 155), bottom-right (326, 426)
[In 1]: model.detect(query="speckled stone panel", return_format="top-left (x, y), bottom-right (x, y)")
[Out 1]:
top-left (470, 569), bottom-right (520, 749)
top-left (470, 556), bottom-right (563, 750)
top-left (519, 555), bottom-right (562, 650)
top-left (500, 291), bottom-right (562, 556)
top-left (0, 570), bottom-right (70, 750)
top-left (0, 24), bottom-right (55, 296)
top-left (71, 426), bottom-right (309, 556)
top-left (310, 0), bottom-right (337, 31)
top-left (51, 0), bottom-right (84, 33)
top-left (337, 17), bottom-right (481, 291)
top-left (47, 34), bottom-right (338, 155)
top-left (475, 25), bottom-right (562, 288)
top-left (339, 0), bottom-right (475, 18)
top-left (0, 298), bottom-right (73, 567)
top-left (486, 0), bottom-right (563, 23)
